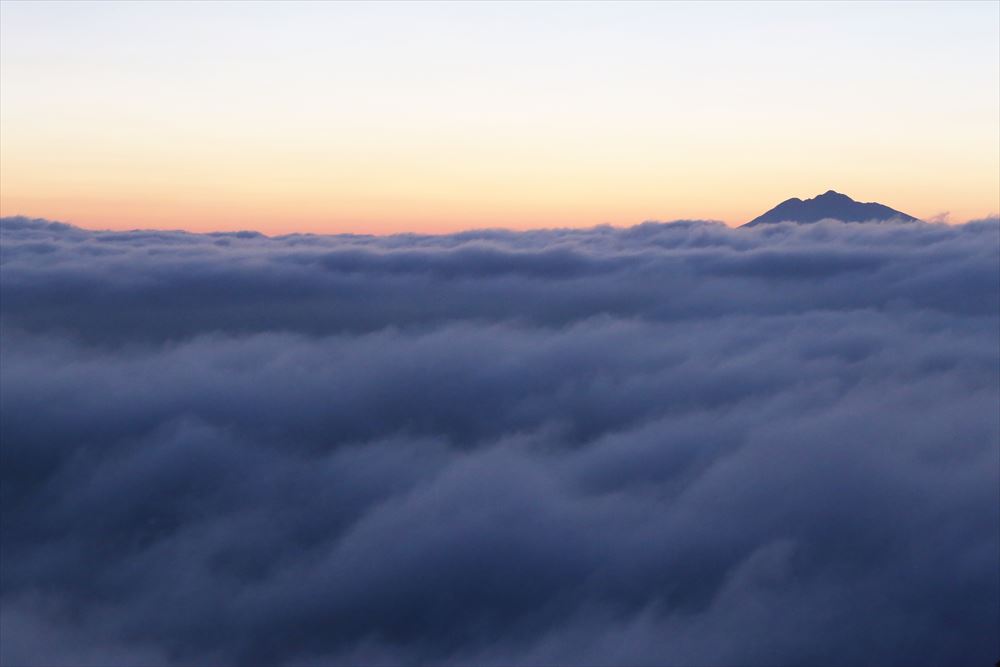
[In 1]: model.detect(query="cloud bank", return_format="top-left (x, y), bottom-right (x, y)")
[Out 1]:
top-left (1, 216), bottom-right (998, 666)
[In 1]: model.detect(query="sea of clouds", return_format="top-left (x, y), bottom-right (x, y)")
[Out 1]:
top-left (1, 215), bottom-right (998, 666)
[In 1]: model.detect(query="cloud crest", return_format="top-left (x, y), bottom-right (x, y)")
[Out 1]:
top-left (1, 216), bottom-right (998, 666)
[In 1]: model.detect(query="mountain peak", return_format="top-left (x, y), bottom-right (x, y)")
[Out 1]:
top-left (743, 191), bottom-right (919, 227)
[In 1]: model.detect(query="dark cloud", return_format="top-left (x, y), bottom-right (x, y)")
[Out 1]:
top-left (1, 216), bottom-right (998, 666)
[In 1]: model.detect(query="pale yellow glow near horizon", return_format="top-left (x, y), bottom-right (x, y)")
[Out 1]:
top-left (1, 1), bottom-right (997, 234)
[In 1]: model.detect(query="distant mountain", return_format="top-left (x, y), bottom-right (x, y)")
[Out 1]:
top-left (743, 190), bottom-right (920, 227)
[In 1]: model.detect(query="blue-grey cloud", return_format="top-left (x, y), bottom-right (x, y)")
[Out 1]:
top-left (1, 216), bottom-right (998, 666)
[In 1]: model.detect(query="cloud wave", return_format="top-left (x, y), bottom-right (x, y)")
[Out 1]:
top-left (1, 216), bottom-right (998, 666)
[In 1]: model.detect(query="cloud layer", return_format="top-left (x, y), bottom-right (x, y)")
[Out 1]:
top-left (1, 216), bottom-right (998, 666)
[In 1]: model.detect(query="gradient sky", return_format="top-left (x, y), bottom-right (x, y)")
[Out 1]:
top-left (1, 1), bottom-right (998, 234)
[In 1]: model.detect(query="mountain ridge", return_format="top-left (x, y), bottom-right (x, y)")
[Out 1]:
top-left (744, 191), bottom-right (920, 227)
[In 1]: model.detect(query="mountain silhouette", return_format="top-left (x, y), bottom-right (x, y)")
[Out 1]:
top-left (743, 190), bottom-right (920, 227)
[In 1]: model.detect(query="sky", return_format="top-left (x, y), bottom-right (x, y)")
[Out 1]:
top-left (1, 1), bottom-right (998, 233)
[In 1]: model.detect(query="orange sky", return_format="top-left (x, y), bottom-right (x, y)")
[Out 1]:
top-left (2, 2), bottom-right (997, 234)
